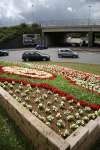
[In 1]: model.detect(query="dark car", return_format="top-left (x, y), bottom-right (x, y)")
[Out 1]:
top-left (0, 50), bottom-right (9, 56)
top-left (58, 49), bottom-right (79, 58)
top-left (35, 44), bottom-right (48, 50)
top-left (22, 51), bottom-right (50, 61)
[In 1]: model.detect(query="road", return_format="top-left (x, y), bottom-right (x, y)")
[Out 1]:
top-left (0, 48), bottom-right (100, 64)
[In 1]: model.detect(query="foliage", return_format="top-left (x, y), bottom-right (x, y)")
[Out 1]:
top-left (0, 23), bottom-right (42, 48)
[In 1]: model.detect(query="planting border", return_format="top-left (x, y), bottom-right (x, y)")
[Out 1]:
top-left (0, 86), bottom-right (100, 150)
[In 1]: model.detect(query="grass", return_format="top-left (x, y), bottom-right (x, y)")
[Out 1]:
top-left (0, 105), bottom-right (33, 150)
top-left (49, 61), bottom-right (100, 75)
top-left (0, 60), bottom-right (100, 149)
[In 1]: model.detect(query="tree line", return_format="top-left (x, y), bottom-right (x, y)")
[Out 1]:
top-left (0, 23), bottom-right (42, 49)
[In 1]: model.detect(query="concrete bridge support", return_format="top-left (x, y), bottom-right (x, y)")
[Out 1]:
top-left (88, 31), bottom-right (95, 47)
top-left (41, 32), bottom-right (50, 46)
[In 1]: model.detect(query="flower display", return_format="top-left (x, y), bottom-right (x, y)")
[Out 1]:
top-left (0, 79), bottom-right (100, 139)
top-left (0, 62), bottom-right (100, 139)
top-left (0, 66), bottom-right (55, 80)
top-left (24, 63), bottom-right (100, 94)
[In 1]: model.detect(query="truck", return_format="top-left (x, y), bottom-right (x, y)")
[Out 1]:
top-left (23, 34), bottom-right (41, 46)
top-left (66, 37), bottom-right (87, 47)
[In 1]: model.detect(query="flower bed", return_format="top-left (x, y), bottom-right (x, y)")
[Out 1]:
top-left (25, 63), bottom-right (100, 94)
top-left (0, 79), bottom-right (100, 139)
top-left (0, 66), bottom-right (56, 80)
top-left (0, 64), bottom-right (100, 95)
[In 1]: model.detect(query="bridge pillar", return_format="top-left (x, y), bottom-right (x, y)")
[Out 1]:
top-left (88, 31), bottom-right (94, 47)
top-left (41, 32), bottom-right (45, 45)
top-left (41, 33), bottom-right (49, 46)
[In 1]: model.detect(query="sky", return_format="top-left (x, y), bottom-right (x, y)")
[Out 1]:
top-left (0, 0), bottom-right (100, 26)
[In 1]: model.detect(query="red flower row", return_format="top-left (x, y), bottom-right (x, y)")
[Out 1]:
top-left (0, 77), bottom-right (100, 110)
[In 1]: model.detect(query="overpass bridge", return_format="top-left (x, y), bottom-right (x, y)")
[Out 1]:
top-left (42, 25), bottom-right (100, 47)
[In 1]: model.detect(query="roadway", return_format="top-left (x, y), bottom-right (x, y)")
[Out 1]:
top-left (0, 48), bottom-right (100, 64)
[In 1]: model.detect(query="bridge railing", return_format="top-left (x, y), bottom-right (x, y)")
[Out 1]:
top-left (38, 19), bottom-right (100, 27)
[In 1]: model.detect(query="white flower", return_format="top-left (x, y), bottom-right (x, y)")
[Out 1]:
top-left (17, 98), bottom-right (22, 103)
top-left (21, 93), bottom-right (27, 97)
top-left (75, 113), bottom-right (80, 119)
top-left (8, 90), bottom-right (13, 94)
top-left (88, 113), bottom-right (96, 119)
top-left (61, 97), bottom-right (66, 101)
top-left (47, 115), bottom-right (54, 122)
top-left (63, 129), bottom-right (69, 138)
top-left (54, 94), bottom-right (59, 98)
top-left (26, 84), bottom-right (31, 87)
top-left (54, 97), bottom-right (58, 102)
top-left (83, 116), bottom-right (89, 122)
top-left (76, 120), bottom-right (82, 125)
top-left (68, 99), bottom-right (74, 104)
top-left (36, 89), bottom-right (40, 94)
top-left (25, 89), bottom-right (30, 94)
top-left (21, 102), bottom-right (26, 107)
top-left (67, 115), bottom-right (74, 121)
top-left (85, 107), bottom-right (91, 112)
top-left (12, 81), bottom-right (15, 85)
top-left (25, 96), bottom-right (30, 102)
top-left (57, 119), bottom-right (65, 128)
top-left (4, 81), bottom-right (8, 85)
top-left (38, 103), bottom-right (44, 110)
top-left (42, 94), bottom-right (48, 99)
top-left (79, 109), bottom-right (84, 115)
top-left (38, 116), bottom-right (46, 122)
top-left (52, 106), bottom-right (58, 112)
top-left (64, 110), bottom-right (71, 115)
top-left (77, 102), bottom-right (81, 107)
top-left (47, 90), bottom-right (52, 94)
top-left (32, 110), bottom-right (38, 117)
top-left (60, 101), bottom-right (65, 108)
top-left (45, 108), bottom-right (51, 115)
top-left (9, 84), bottom-right (13, 89)
top-left (47, 101), bottom-right (52, 106)
top-left (81, 120), bottom-right (85, 126)
top-left (70, 124), bottom-right (79, 130)
top-left (13, 94), bottom-right (16, 98)
top-left (56, 113), bottom-right (62, 119)
top-left (46, 122), bottom-right (51, 126)
top-left (18, 85), bottom-right (23, 90)
top-left (69, 106), bottom-right (74, 110)
top-left (34, 98), bottom-right (40, 103)
top-left (15, 89), bottom-right (20, 93)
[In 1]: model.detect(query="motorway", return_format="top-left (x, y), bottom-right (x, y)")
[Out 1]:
top-left (0, 48), bottom-right (100, 64)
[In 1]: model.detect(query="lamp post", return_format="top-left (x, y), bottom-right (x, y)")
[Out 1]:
top-left (32, 4), bottom-right (36, 23)
top-left (88, 5), bottom-right (92, 26)
top-left (88, 5), bottom-right (93, 47)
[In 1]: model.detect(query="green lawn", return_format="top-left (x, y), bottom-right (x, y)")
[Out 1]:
top-left (0, 105), bottom-right (33, 150)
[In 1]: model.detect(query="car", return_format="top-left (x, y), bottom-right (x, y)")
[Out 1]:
top-left (22, 51), bottom-right (50, 61)
top-left (0, 50), bottom-right (9, 56)
top-left (58, 48), bottom-right (79, 58)
top-left (35, 44), bottom-right (48, 50)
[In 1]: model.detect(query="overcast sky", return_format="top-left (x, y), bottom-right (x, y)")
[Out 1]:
top-left (0, 0), bottom-right (100, 26)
